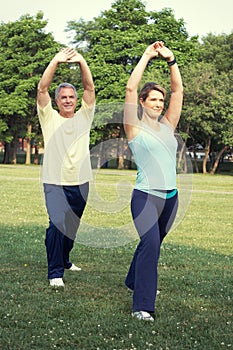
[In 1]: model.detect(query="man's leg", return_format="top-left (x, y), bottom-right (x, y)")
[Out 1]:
top-left (62, 183), bottom-right (89, 268)
top-left (44, 184), bottom-right (70, 279)
top-left (45, 221), bottom-right (65, 279)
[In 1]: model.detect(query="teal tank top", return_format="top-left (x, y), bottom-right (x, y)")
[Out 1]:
top-left (129, 122), bottom-right (178, 199)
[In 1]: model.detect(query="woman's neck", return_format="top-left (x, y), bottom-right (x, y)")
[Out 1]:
top-left (141, 114), bottom-right (160, 130)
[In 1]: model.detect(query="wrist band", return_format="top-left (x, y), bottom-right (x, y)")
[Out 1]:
top-left (167, 57), bottom-right (176, 66)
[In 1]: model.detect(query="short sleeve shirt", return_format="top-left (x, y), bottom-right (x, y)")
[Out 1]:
top-left (37, 99), bottom-right (95, 185)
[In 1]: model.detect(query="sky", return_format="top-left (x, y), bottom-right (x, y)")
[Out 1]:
top-left (0, 0), bottom-right (232, 45)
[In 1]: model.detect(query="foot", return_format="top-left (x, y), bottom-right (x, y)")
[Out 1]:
top-left (132, 311), bottom-right (154, 322)
top-left (49, 278), bottom-right (64, 287)
top-left (68, 263), bottom-right (82, 271)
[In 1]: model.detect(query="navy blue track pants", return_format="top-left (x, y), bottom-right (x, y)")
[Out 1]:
top-left (43, 183), bottom-right (89, 279)
top-left (125, 189), bottom-right (178, 313)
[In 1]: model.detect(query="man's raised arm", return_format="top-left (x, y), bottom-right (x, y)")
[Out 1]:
top-left (37, 48), bottom-right (81, 109)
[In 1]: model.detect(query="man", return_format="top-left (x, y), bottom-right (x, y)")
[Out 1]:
top-left (37, 47), bottom-right (95, 287)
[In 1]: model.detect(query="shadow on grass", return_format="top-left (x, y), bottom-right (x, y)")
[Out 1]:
top-left (0, 223), bottom-right (232, 350)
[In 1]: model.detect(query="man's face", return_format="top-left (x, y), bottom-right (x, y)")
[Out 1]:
top-left (55, 87), bottom-right (78, 118)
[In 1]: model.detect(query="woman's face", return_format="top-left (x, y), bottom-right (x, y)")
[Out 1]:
top-left (140, 89), bottom-right (164, 118)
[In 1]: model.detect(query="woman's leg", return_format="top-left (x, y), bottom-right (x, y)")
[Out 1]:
top-left (126, 190), bottom-right (162, 313)
top-left (159, 193), bottom-right (178, 243)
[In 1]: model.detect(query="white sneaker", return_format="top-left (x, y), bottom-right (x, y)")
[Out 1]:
top-left (68, 263), bottom-right (81, 271)
top-left (49, 278), bottom-right (64, 287)
top-left (132, 311), bottom-right (154, 322)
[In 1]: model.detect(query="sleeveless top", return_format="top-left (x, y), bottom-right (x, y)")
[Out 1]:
top-left (129, 122), bottom-right (178, 199)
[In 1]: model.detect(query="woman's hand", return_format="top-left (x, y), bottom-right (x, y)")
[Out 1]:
top-left (143, 42), bottom-right (160, 59)
top-left (154, 41), bottom-right (174, 61)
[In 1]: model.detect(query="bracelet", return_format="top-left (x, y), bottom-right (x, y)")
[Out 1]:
top-left (167, 57), bottom-right (176, 66)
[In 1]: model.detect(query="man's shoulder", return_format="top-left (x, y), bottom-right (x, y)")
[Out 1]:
top-left (37, 99), bottom-right (53, 112)
top-left (37, 100), bottom-right (59, 126)
top-left (75, 99), bottom-right (95, 120)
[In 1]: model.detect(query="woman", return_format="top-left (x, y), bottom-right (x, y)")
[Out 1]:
top-left (124, 41), bottom-right (183, 321)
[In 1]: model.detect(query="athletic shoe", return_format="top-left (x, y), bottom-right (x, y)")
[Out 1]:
top-left (68, 263), bottom-right (82, 271)
top-left (132, 311), bottom-right (154, 322)
top-left (49, 278), bottom-right (64, 287)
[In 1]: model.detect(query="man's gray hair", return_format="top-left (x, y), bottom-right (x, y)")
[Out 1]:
top-left (55, 83), bottom-right (78, 100)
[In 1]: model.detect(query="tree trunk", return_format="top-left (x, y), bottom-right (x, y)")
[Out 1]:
top-left (124, 144), bottom-right (132, 169)
top-left (21, 138), bottom-right (24, 151)
top-left (97, 140), bottom-right (103, 169)
top-left (177, 141), bottom-right (187, 173)
top-left (210, 146), bottom-right (229, 175)
top-left (34, 145), bottom-right (39, 165)
top-left (25, 124), bottom-right (32, 165)
top-left (203, 137), bottom-right (211, 174)
top-left (193, 152), bottom-right (199, 173)
top-left (12, 132), bottom-right (18, 164)
top-left (3, 143), bottom-right (10, 164)
top-left (117, 127), bottom-right (125, 170)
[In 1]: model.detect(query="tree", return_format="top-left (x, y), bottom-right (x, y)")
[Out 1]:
top-left (0, 12), bottom-right (62, 164)
top-left (181, 33), bottom-right (233, 174)
top-left (66, 0), bottom-right (198, 168)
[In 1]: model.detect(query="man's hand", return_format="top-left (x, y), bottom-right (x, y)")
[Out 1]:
top-left (67, 51), bottom-right (84, 64)
top-left (53, 48), bottom-right (84, 64)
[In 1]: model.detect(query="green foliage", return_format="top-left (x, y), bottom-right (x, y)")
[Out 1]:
top-left (0, 13), bottom-right (59, 152)
top-left (180, 33), bottom-right (233, 161)
top-left (66, 0), bottom-right (199, 149)
top-left (0, 119), bottom-right (8, 141)
top-left (67, 0), bottom-right (198, 104)
top-left (0, 12), bottom-right (81, 163)
top-left (201, 33), bottom-right (233, 72)
top-left (0, 0), bottom-right (232, 169)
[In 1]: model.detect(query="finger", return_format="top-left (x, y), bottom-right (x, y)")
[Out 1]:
top-left (61, 47), bottom-right (75, 55)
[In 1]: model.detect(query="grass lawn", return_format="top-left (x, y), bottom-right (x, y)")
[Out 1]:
top-left (0, 165), bottom-right (232, 350)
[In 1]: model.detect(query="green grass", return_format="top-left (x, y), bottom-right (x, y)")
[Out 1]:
top-left (0, 166), bottom-right (232, 350)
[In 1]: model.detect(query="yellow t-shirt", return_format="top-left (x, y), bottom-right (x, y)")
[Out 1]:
top-left (37, 99), bottom-right (95, 185)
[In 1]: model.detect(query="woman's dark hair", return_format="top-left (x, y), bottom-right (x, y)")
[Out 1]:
top-left (139, 82), bottom-right (167, 101)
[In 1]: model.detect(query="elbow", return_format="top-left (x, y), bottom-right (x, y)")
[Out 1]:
top-left (172, 85), bottom-right (184, 96)
top-left (89, 84), bottom-right (95, 93)
top-left (37, 83), bottom-right (46, 95)
top-left (180, 84), bottom-right (184, 95)
top-left (86, 82), bottom-right (95, 93)
top-left (179, 80), bottom-right (184, 95)
top-left (126, 85), bottom-right (134, 94)
top-left (179, 87), bottom-right (184, 98)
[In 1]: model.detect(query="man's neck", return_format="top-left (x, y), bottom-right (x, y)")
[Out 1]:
top-left (60, 112), bottom-right (75, 118)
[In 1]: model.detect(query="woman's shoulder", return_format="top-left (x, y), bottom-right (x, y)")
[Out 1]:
top-left (160, 116), bottom-right (175, 131)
